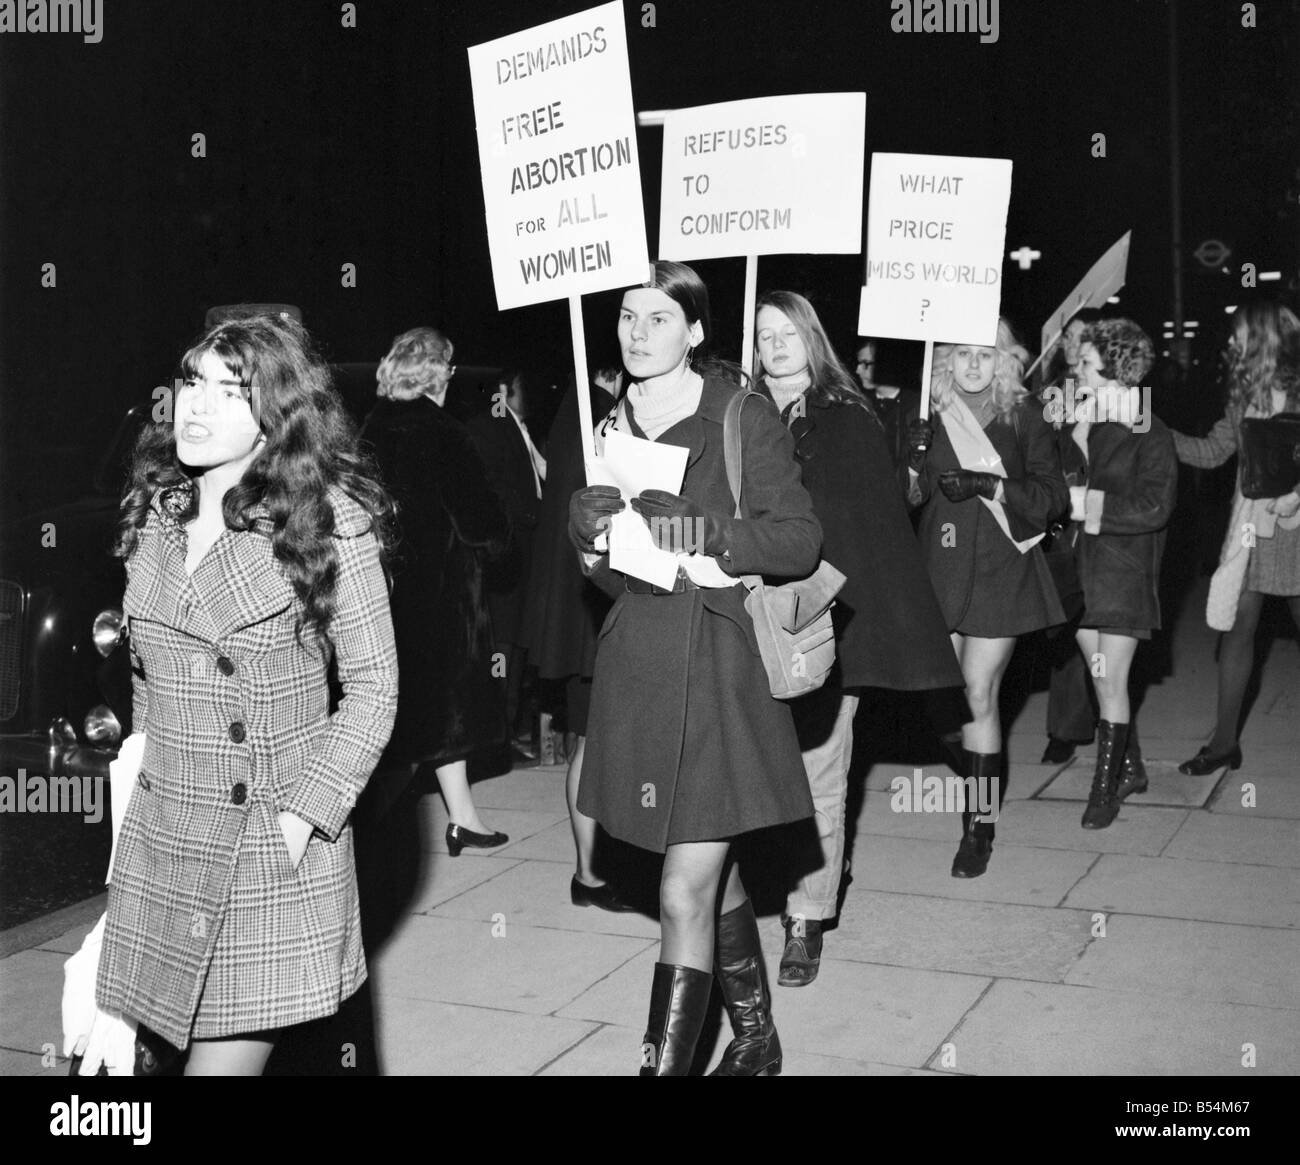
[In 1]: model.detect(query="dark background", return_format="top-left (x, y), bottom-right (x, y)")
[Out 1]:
top-left (1, 0), bottom-right (1298, 515)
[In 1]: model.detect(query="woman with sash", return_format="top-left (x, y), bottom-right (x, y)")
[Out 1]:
top-left (906, 319), bottom-right (1069, 877)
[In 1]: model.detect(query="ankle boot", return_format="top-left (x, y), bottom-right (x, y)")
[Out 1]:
top-left (951, 750), bottom-right (1000, 879)
top-left (638, 962), bottom-right (712, 1076)
top-left (709, 900), bottom-right (782, 1076)
top-left (1116, 721), bottom-right (1148, 800)
top-left (1082, 720), bottom-right (1129, 829)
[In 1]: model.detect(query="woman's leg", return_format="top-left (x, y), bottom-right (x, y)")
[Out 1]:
top-left (436, 759), bottom-right (496, 835)
top-left (185, 1034), bottom-right (276, 1076)
top-left (1089, 633), bottom-right (1139, 723)
top-left (1207, 590), bottom-right (1267, 751)
top-left (957, 636), bottom-right (1018, 754)
top-left (659, 840), bottom-right (732, 969)
top-left (565, 736), bottom-right (603, 885)
top-left (1075, 631), bottom-right (1139, 829)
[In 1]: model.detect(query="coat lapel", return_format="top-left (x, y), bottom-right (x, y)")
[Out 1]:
top-left (191, 524), bottom-right (296, 640)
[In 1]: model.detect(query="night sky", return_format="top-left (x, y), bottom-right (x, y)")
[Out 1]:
top-left (2, 0), bottom-right (1297, 515)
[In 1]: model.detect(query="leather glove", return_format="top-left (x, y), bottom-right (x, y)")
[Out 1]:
top-left (629, 489), bottom-right (729, 556)
top-left (938, 470), bottom-right (1001, 503)
top-left (905, 417), bottom-right (934, 472)
top-left (569, 485), bottom-right (625, 553)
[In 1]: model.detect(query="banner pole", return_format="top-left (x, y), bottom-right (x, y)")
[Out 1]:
top-left (570, 294), bottom-right (595, 478)
top-left (918, 339), bottom-right (935, 422)
top-left (741, 254), bottom-right (758, 381)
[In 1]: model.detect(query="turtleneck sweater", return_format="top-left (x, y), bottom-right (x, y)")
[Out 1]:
top-left (626, 369), bottom-right (704, 440)
top-left (763, 370), bottom-right (812, 417)
top-left (953, 383), bottom-right (997, 428)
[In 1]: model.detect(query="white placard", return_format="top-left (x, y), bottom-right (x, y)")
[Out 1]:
top-left (658, 93), bottom-right (866, 261)
top-left (467, 2), bottom-right (649, 310)
top-left (857, 152), bottom-right (1012, 345)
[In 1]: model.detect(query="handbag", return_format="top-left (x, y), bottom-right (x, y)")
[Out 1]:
top-left (1239, 413), bottom-right (1300, 499)
top-left (722, 390), bottom-right (845, 699)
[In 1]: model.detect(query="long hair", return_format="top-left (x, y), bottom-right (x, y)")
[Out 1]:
top-left (639, 260), bottom-right (746, 386)
top-left (754, 290), bottom-right (868, 408)
top-left (116, 315), bottom-right (395, 641)
top-left (1225, 301), bottom-right (1300, 415)
top-left (930, 318), bottom-right (1030, 422)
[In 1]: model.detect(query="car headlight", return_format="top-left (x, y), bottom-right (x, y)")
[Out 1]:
top-left (93, 608), bottom-right (126, 657)
top-left (84, 705), bottom-right (122, 746)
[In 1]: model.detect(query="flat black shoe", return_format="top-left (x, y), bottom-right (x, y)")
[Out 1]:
top-left (445, 822), bottom-right (509, 856)
top-left (1041, 736), bottom-right (1077, 764)
top-left (570, 876), bottom-right (640, 913)
top-left (951, 823), bottom-right (993, 878)
top-left (1178, 744), bottom-right (1242, 776)
top-left (777, 917), bottom-right (823, 987)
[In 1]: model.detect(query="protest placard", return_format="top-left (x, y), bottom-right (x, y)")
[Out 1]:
top-left (1035, 230), bottom-right (1132, 373)
top-left (658, 92), bottom-right (866, 262)
top-left (857, 152), bottom-right (1012, 346)
top-left (467, 1), bottom-right (649, 312)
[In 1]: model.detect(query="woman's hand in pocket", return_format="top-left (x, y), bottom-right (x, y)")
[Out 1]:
top-left (276, 810), bottom-right (314, 871)
top-left (1266, 491), bottom-right (1300, 520)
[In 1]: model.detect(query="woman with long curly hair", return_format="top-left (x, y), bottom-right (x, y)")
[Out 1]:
top-left (906, 319), bottom-right (1069, 877)
top-left (1170, 301), bottom-right (1300, 774)
top-left (752, 290), bottom-right (962, 986)
top-left (97, 314), bottom-right (399, 1075)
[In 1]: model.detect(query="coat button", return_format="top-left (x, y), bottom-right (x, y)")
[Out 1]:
top-left (216, 655), bottom-right (235, 676)
top-left (229, 721), bottom-right (246, 743)
top-left (231, 782), bottom-right (247, 805)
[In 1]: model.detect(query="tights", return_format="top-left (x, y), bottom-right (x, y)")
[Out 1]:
top-left (1209, 590), bottom-right (1300, 750)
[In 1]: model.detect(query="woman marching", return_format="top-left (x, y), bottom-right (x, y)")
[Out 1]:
top-left (1169, 302), bottom-right (1300, 774)
top-left (1060, 319), bottom-right (1177, 826)
top-left (907, 320), bottom-right (1069, 877)
top-left (752, 291), bottom-right (963, 985)
top-left (361, 327), bottom-right (511, 857)
top-left (98, 315), bottom-right (398, 1074)
top-left (569, 261), bottom-right (822, 1075)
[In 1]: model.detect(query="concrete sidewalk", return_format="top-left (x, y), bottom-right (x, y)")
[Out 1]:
top-left (3, 578), bottom-right (1298, 1075)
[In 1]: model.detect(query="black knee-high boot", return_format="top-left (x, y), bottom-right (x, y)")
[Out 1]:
top-left (710, 899), bottom-right (782, 1076)
top-left (638, 962), bottom-right (713, 1076)
top-left (951, 750), bottom-right (1001, 879)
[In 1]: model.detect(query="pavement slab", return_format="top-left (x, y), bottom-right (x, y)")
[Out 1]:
top-left (370, 914), bottom-right (653, 1016)
top-left (0, 949), bottom-right (69, 1056)
top-left (1208, 776), bottom-right (1300, 820)
top-left (470, 768), bottom-right (567, 814)
top-left (1040, 758), bottom-right (1223, 808)
top-left (815, 891), bottom-right (1092, 982)
top-left (371, 995), bottom-right (596, 1076)
top-left (430, 858), bottom-right (661, 940)
top-left (849, 834), bottom-right (1098, 908)
top-left (855, 790), bottom-right (1188, 856)
top-left (1062, 854), bottom-right (1300, 929)
top-left (1162, 813), bottom-right (1300, 868)
top-left (493, 820), bottom-right (579, 863)
top-left (407, 852), bottom-right (524, 914)
top-left (941, 979), bottom-right (1300, 1075)
top-left (1066, 914), bottom-right (1300, 1010)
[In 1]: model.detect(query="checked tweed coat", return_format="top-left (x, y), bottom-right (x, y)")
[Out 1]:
top-left (97, 487), bottom-right (398, 1050)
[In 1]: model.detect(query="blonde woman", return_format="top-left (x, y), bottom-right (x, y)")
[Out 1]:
top-left (1170, 302), bottom-right (1300, 774)
top-left (361, 327), bottom-right (511, 854)
top-left (906, 319), bottom-right (1069, 877)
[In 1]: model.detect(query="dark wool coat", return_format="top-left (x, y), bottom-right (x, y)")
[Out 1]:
top-left (913, 400), bottom-right (1069, 637)
top-left (466, 409), bottom-right (541, 647)
top-left (521, 382), bottom-right (615, 680)
top-left (576, 377), bottom-right (822, 854)
top-left (1060, 418), bottom-right (1179, 631)
top-left (870, 390), bottom-right (922, 497)
top-left (98, 490), bottom-right (398, 1051)
top-left (760, 386), bottom-right (964, 692)
top-left (361, 397), bottom-right (509, 765)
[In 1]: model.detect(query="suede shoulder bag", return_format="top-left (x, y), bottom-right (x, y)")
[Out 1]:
top-left (722, 390), bottom-right (845, 699)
